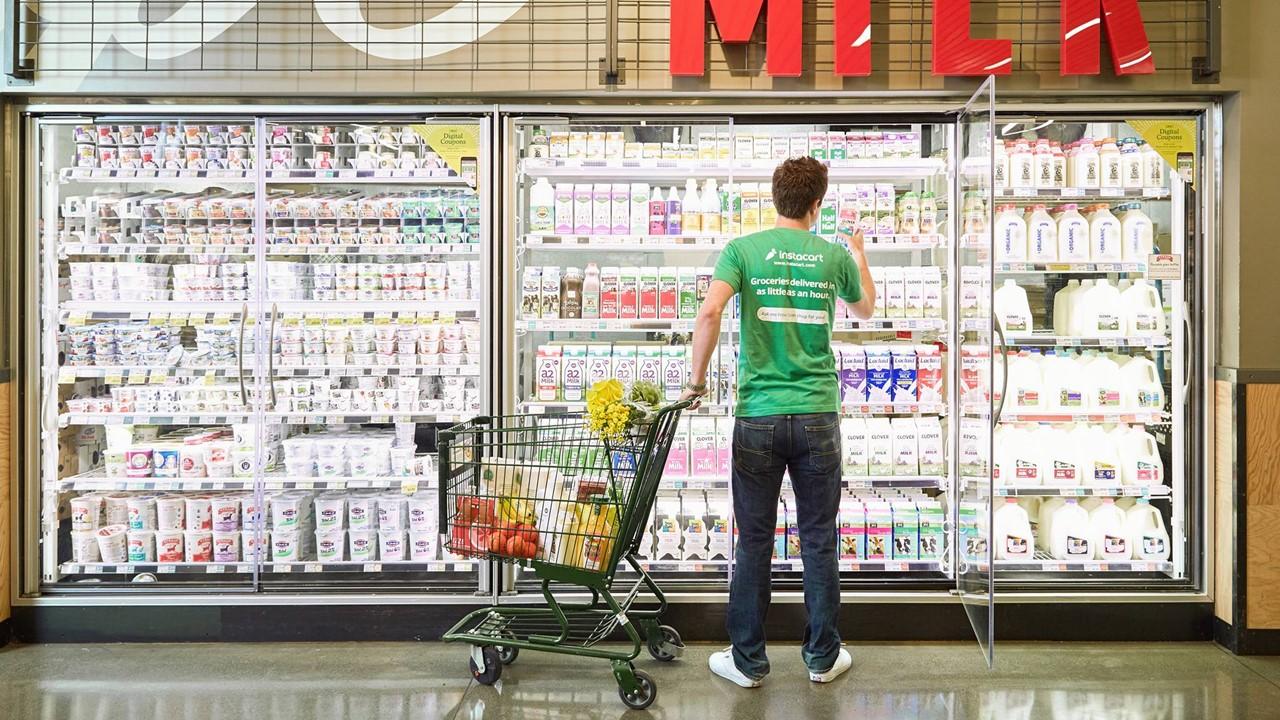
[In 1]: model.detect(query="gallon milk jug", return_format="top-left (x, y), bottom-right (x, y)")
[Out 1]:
top-left (1114, 424), bottom-right (1165, 486)
top-left (994, 498), bottom-right (1034, 560)
top-left (996, 424), bottom-right (1044, 486)
top-left (994, 279), bottom-right (1034, 335)
top-left (1121, 279), bottom-right (1165, 336)
top-left (1005, 353), bottom-right (1045, 410)
top-left (1116, 497), bottom-right (1138, 511)
top-left (1083, 425), bottom-right (1122, 486)
top-left (1119, 204), bottom-right (1155, 260)
top-left (1053, 280), bottom-right (1081, 334)
top-left (994, 205), bottom-right (1028, 263)
top-left (1088, 205), bottom-right (1123, 262)
top-left (1083, 279), bottom-right (1124, 336)
top-left (1050, 499), bottom-right (1094, 560)
top-left (1081, 497), bottom-right (1104, 513)
top-left (1120, 355), bottom-right (1165, 411)
top-left (1056, 205), bottom-right (1090, 261)
top-left (1026, 205), bottom-right (1058, 262)
top-left (1039, 425), bottom-right (1085, 486)
top-left (992, 425), bottom-right (1011, 486)
top-left (1084, 353), bottom-right (1125, 410)
top-left (1090, 498), bottom-right (1131, 560)
top-left (1067, 279), bottom-right (1095, 335)
top-left (1125, 499), bottom-right (1171, 561)
top-left (1038, 497), bottom-right (1067, 551)
top-left (1042, 352), bottom-right (1087, 412)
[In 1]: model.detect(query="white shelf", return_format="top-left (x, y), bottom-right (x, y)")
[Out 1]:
top-left (632, 559), bottom-right (943, 573)
top-left (835, 318), bottom-right (946, 332)
top-left (61, 300), bottom-right (479, 316)
top-left (995, 262), bottom-right (1148, 274)
top-left (60, 560), bottom-right (477, 575)
top-left (60, 411), bottom-right (473, 426)
top-left (519, 401), bottom-right (730, 416)
top-left (1001, 333), bottom-right (1169, 349)
top-left (993, 558), bottom-right (1174, 573)
top-left (516, 318), bottom-right (698, 333)
top-left (520, 234), bottom-right (946, 251)
top-left (996, 187), bottom-right (1170, 200)
top-left (57, 364), bottom-right (479, 381)
top-left (59, 168), bottom-right (255, 185)
top-left (992, 410), bottom-right (1170, 424)
top-left (55, 471), bottom-right (436, 493)
top-left (661, 474), bottom-right (945, 491)
top-left (60, 243), bottom-right (479, 257)
top-left (264, 169), bottom-right (470, 185)
top-left (841, 403), bottom-right (946, 417)
top-left (519, 157), bottom-right (946, 181)
top-left (992, 484), bottom-right (1172, 498)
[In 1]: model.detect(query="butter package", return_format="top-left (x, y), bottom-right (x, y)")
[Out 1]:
top-left (839, 498), bottom-right (866, 560)
top-left (917, 500), bottom-right (946, 561)
top-left (866, 418), bottom-right (894, 476)
top-left (864, 501), bottom-right (893, 560)
top-left (865, 345), bottom-right (894, 403)
top-left (891, 501), bottom-right (919, 560)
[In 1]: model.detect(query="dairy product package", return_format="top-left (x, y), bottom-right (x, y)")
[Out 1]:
top-left (661, 345), bottom-right (686, 401)
top-left (658, 266), bottom-right (678, 319)
top-left (785, 502), bottom-right (801, 560)
top-left (957, 503), bottom-right (982, 563)
top-left (585, 343), bottom-right (612, 390)
top-left (838, 343), bottom-right (867, 403)
top-left (521, 266), bottom-right (542, 319)
top-left (958, 417), bottom-right (989, 477)
top-left (637, 344), bottom-right (662, 387)
top-left (690, 417), bottom-right (718, 477)
top-left (773, 502), bottom-right (787, 560)
top-left (654, 497), bottom-right (682, 560)
top-left (866, 418), bottom-right (894, 476)
top-left (638, 266), bottom-right (659, 319)
top-left (599, 266), bottom-right (620, 319)
top-left (680, 492), bottom-right (708, 561)
top-left (869, 266), bottom-right (886, 317)
top-left (538, 266), bottom-right (561, 319)
top-left (619, 266), bottom-right (639, 319)
top-left (916, 417), bottom-right (946, 475)
top-left (553, 183), bottom-right (574, 234)
top-left (864, 501), bottom-right (892, 560)
top-left (841, 418), bottom-right (869, 476)
top-left (916, 344), bottom-right (944, 404)
top-left (611, 345), bottom-right (637, 386)
top-left (838, 498), bottom-right (866, 560)
top-left (882, 267), bottom-right (906, 318)
top-left (535, 345), bottom-right (561, 401)
top-left (959, 345), bottom-right (990, 406)
top-left (707, 498), bottom-right (732, 560)
top-left (636, 511), bottom-right (655, 559)
top-left (629, 183), bottom-right (649, 235)
top-left (572, 184), bottom-right (592, 235)
top-left (715, 418), bottom-right (732, 476)
top-left (890, 345), bottom-right (918, 404)
top-left (678, 268), bottom-right (699, 319)
top-left (559, 344), bottom-right (587, 402)
top-left (664, 418), bottom-right (691, 477)
top-left (903, 267), bottom-right (925, 318)
top-left (892, 418), bottom-right (920, 476)
top-left (865, 345), bottom-right (894, 403)
top-left (891, 501), bottom-right (919, 560)
top-left (917, 500), bottom-right (946, 560)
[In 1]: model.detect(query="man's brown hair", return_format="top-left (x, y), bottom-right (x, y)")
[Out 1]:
top-left (771, 156), bottom-right (829, 220)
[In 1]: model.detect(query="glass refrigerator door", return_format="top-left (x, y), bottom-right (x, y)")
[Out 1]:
top-left (254, 117), bottom-right (486, 588)
top-left (39, 117), bottom-right (263, 588)
top-left (955, 78), bottom-right (997, 664)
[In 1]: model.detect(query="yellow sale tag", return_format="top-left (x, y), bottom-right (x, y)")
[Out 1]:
top-left (283, 313), bottom-right (303, 326)
top-left (189, 314), bottom-right (207, 326)
top-left (66, 312), bottom-right (87, 327)
top-left (373, 312), bottom-right (393, 326)
top-left (213, 313), bottom-right (233, 326)
top-left (203, 371), bottom-right (217, 386)
top-left (128, 372), bottom-right (146, 385)
top-left (149, 369), bottom-right (167, 383)
top-left (148, 313), bottom-right (169, 326)
top-left (57, 368), bottom-right (76, 384)
top-left (400, 479), bottom-right (419, 495)
top-left (169, 313), bottom-right (189, 327)
top-left (105, 372), bottom-right (123, 385)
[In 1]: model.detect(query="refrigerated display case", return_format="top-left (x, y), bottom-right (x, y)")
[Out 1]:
top-left (34, 112), bottom-right (492, 590)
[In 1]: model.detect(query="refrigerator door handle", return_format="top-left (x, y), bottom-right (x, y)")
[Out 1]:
top-left (267, 303), bottom-right (278, 411)
top-left (1182, 309), bottom-right (1192, 400)
top-left (237, 303), bottom-right (249, 409)
top-left (993, 315), bottom-right (1008, 425)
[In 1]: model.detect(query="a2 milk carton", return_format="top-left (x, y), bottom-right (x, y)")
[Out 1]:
top-left (586, 344), bottom-right (612, 390)
top-left (661, 345), bottom-right (687, 401)
top-left (536, 345), bottom-right (561, 401)
top-left (561, 345), bottom-right (587, 402)
top-left (637, 344), bottom-right (662, 387)
top-left (612, 345), bottom-right (637, 387)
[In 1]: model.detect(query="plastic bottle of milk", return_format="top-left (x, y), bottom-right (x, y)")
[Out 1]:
top-left (1112, 424), bottom-right (1165, 486)
top-left (1038, 496), bottom-right (1066, 551)
top-left (1089, 204), bottom-right (1123, 262)
top-left (1090, 498), bottom-right (1131, 560)
top-left (528, 177), bottom-right (555, 234)
top-left (1120, 355), bottom-right (1165, 411)
top-left (1085, 352), bottom-right (1125, 410)
top-left (1099, 138), bottom-right (1123, 188)
top-left (1125, 499), bottom-right (1171, 561)
top-left (994, 205), bottom-right (1028, 262)
top-left (993, 140), bottom-right (1009, 189)
top-left (1118, 204), bottom-right (1155, 261)
top-left (681, 179), bottom-right (701, 236)
top-left (1025, 205), bottom-right (1058, 262)
top-left (1007, 353), bottom-right (1045, 410)
top-left (1141, 141), bottom-right (1165, 188)
top-left (648, 186), bottom-right (667, 235)
top-left (994, 279), bottom-right (1034, 335)
top-left (1011, 139), bottom-right (1035, 189)
top-left (1052, 141), bottom-right (1067, 188)
top-left (1075, 139), bottom-right (1101, 189)
top-left (1034, 139), bottom-right (1055, 188)
top-left (1067, 279), bottom-right (1095, 335)
top-left (1050, 499), bottom-right (1094, 560)
top-left (1042, 351), bottom-right (1087, 411)
top-left (1120, 138), bottom-right (1145, 189)
top-left (1085, 425), bottom-right (1122, 486)
top-left (701, 179), bottom-right (723, 235)
top-left (1083, 279), bottom-right (1124, 336)
top-left (1056, 205), bottom-right (1090, 261)
top-left (1053, 280), bottom-right (1081, 334)
top-left (1039, 425), bottom-right (1085, 486)
top-left (994, 498), bottom-right (1035, 560)
top-left (994, 424), bottom-right (1043, 486)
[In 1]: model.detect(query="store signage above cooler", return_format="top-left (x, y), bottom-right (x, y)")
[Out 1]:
top-left (669, 0), bottom-right (1156, 77)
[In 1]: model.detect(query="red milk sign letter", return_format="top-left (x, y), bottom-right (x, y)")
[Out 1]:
top-left (1060, 0), bottom-right (1155, 75)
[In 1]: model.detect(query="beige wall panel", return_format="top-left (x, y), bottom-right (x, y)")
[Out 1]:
top-left (1215, 380), bottom-right (1234, 623)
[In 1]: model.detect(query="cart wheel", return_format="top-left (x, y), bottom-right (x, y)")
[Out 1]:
top-left (618, 670), bottom-right (657, 710)
top-left (497, 645), bottom-right (519, 665)
top-left (469, 646), bottom-right (502, 685)
top-left (646, 625), bottom-right (684, 662)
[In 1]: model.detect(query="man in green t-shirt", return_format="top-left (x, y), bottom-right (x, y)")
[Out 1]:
top-left (681, 157), bottom-right (875, 688)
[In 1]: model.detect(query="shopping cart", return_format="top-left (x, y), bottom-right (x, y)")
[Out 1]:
top-left (438, 400), bottom-right (692, 710)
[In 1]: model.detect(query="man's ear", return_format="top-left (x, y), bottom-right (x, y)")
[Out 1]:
top-left (811, 198), bottom-right (823, 220)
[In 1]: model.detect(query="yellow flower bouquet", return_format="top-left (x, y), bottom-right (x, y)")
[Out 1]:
top-left (585, 378), bottom-right (663, 443)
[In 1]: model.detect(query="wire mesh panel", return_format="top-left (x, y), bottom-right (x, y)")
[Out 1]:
top-left (14, 0), bottom-right (1211, 92)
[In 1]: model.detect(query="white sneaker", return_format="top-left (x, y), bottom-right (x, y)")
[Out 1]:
top-left (809, 648), bottom-right (852, 683)
top-left (709, 648), bottom-right (762, 688)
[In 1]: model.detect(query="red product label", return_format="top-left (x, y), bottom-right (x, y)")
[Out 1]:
top-left (620, 282), bottom-right (638, 320)
top-left (639, 280), bottom-right (659, 319)
top-left (1015, 462), bottom-right (1038, 480)
top-left (600, 278), bottom-right (619, 319)
top-left (658, 280), bottom-right (678, 319)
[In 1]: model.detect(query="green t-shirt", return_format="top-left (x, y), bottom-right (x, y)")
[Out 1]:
top-left (713, 227), bottom-right (863, 417)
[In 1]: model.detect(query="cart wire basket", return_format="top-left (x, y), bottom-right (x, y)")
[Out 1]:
top-left (438, 399), bottom-right (692, 710)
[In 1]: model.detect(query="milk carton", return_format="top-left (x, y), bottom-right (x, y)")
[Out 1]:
top-left (680, 493), bottom-right (708, 560)
top-left (839, 499), bottom-right (866, 560)
top-left (841, 418), bottom-right (869, 476)
top-left (819, 188), bottom-right (838, 238)
top-left (618, 266), bottom-right (639, 319)
top-left (773, 502), bottom-right (788, 559)
top-left (916, 418), bottom-right (945, 475)
top-left (921, 267), bottom-right (943, 318)
top-left (536, 345), bottom-right (561, 401)
top-left (690, 418), bottom-right (718, 477)
top-left (541, 266), bottom-right (561, 319)
top-left (891, 501), bottom-right (919, 560)
top-left (882, 267), bottom-right (906, 318)
top-left (586, 344), bottom-right (612, 389)
top-left (521, 266), bottom-right (542, 319)
top-left (916, 344), bottom-right (944, 405)
top-left (658, 267), bottom-right (678, 319)
top-left (715, 418), bottom-right (732, 477)
top-left (903, 267), bottom-right (925, 318)
top-left (629, 183), bottom-right (649, 235)
top-left (707, 498), bottom-right (732, 560)
top-left (838, 343), bottom-right (867, 404)
top-left (561, 345), bottom-right (587, 402)
top-left (958, 417), bottom-right (989, 477)
top-left (637, 344), bottom-right (662, 387)
top-left (784, 502), bottom-right (801, 560)
top-left (864, 501), bottom-right (893, 560)
top-left (654, 497), bottom-right (682, 560)
top-left (591, 184), bottom-right (612, 235)
top-left (734, 133), bottom-right (754, 160)
top-left (892, 418), bottom-right (920, 476)
top-left (664, 418), bottom-right (690, 477)
top-left (638, 267), bottom-right (659, 319)
top-left (866, 419), bottom-right (894, 476)
top-left (554, 183), bottom-right (574, 234)
top-left (890, 346), bottom-right (918, 404)
top-left (865, 346), bottom-right (894, 403)
top-left (661, 345), bottom-right (686, 401)
top-left (572, 184), bottom-right (592, 235)
top-left (610, 184), bottom-right (630, 235)
top-left (678, 268), bottom-right (699, 319)
top-left (611, 345), bottom-right (637, 386)
top-left (917, 500), bottom-right (946, 560)
top-left (740, 183), bottom-right (761, 234)
top-left (869, 266), bottom-right (886, 317)
top-left (600, 266), bottom-right (620, 319)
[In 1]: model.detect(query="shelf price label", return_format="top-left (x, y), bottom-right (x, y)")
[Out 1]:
top-left (206, 564), bottom-right (225, 574)
top-left (212, 313), bottom-right (234, 326)
top-left (148, 313), bottom-right (170, 326)
top-left (57, 368), bottom-right (77, 384)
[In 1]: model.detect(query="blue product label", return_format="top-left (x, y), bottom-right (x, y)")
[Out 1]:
top-left (891, 364), bottom-right (917, 402)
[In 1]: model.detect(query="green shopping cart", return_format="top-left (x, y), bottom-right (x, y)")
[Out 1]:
top-left (438, 400), bottom-right (692, 710)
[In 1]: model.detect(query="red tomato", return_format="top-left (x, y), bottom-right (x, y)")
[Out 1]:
top-left (506, 535), bottom-right (526, 558)
top-left (521, 539), bottom-right (537, 559)
top-left (487, 531), bottom-right (507, 556)
top-left (514, 524), bottom-right (539, 548)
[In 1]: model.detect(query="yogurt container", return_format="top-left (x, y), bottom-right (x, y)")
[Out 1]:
top-left (184, 531), bottom-right (214, 562)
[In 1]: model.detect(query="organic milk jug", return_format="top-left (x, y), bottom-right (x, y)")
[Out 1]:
top-left (994, 205), bottom-right (1028, 263)
top-left (1085, 353), bottom-right (1125, 410)
top-left (1090, 498), bottom-right (1130, 560)
top-left (994, 498), bottom-right (1034, 560)
top-left (1039, 425), bottom-right (1085, 486)
top-left (1088, 205), bottom-right (1123, 262)
top-left (1115, 425), bottom-right (1165, 486)
top-left (1125, 499), bottom-right (1171, 561)
top-left (1120, 355), bottom-right (1165, 411)
top-left (529, 177), bottom-right (555, 234)
top-left (1038, 497), bottom-right (1066, 551)
top-left (1026, 205), bottom-right (1058, 262)
top-left (994, 279), bottom-right (1033, 335)
top-left (1121, 279), bottom-right (1165, 335)
top-left (1056, 205), bottom-right (1090, 261)
top-left (1050, 499), bottom-right (1094, 560)
top-left (1083, 279), bottom-right (1124, 336)
top-left (1052, 280), bottom-right (1081, 334)
top-left (1119, 204), bottom-right (1154, 260)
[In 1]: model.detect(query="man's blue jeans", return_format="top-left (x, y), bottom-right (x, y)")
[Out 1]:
top-left (727, 412), bottom-right (842, 680)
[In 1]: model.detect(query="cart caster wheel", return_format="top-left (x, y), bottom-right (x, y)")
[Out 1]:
top-left (646, 625), bottom-right (684, 662)
top-left (618, 670), bottom-right (657, 710)
top-left (497, 645), bottom-right (519, 665)
top-left (469, 646), bottom-right (502, 685)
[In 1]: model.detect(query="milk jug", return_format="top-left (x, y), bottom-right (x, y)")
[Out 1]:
top-left (1118, 204), bottom-right (1155, 260)
top-left (1039, 425), bottom-right (1085, 486)
top-left (681, 179), bottom-right (701, 236)
top-left (1005, 353), bottom-right (1045, 410)
top-left (1056, 205), bottom-right (1090, 261)
top-left (1090, 498), bottom-right (1131, 560)
top-left (1114, 425), bottom-right (1165, 486)
top-left (1099, 138), bottom-right (1123, 188)
top-left (1053, 280), bottom-right (1081, 334)
top-left (528, 178), bottom-right (555, 234)
top-left (1082, 280), bottom-right (1124, 336)
top-left (1042, 352), bottom-right (1087, 411)
top-left (1066, 279), bottom-right (1095, 335)
top-left (1142, 141), bottom-right (1165, 188)
top-left (994, 279), bottom-right (1034, 334)
top-left (1120, 138), bottom-right (1145, 189)
top-left (1026, 205), bottom-right (1058, 262)
top-left (994, 205), bottom-right (1028, 262)
top-left (1088, 205), bottom-right (1123, 262)
top-left (1035, 139), bottom-right (1055, 188)
top-left (1125, 499), bottom-right (1171, 561)
top-left (1050, 499), bottom-right (1094, 560)
top-left (1011, 139), bottom-right (1035, 189)
top-left (1121, 279), bottom-right (1165, 335)
top-left (1084, 353), bottom-right (1125, 410)
top-left (1083, 425), bottom-right (1122, 486)
top-left (993, 140), bottom-right (1009, 189)
top-left (994, 498), bottom-right (1034, 560)
top-left (1038, 497), bottom-right (1066, 551)
top-left (1075, 140), bottom-right (1101, 189)
top-left (1120, 355), bottom-right (1165, 411)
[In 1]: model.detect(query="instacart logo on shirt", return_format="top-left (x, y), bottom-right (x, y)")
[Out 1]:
top-left (765, 247), bottom-right (825, 267)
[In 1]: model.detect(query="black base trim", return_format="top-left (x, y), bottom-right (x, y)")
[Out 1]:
top-left (15, 601), bottom-right (1214, 644)
top-left (0, 618), bottom-right (10, 648)
top-left (1215, 617), bottom-right (1280, 655)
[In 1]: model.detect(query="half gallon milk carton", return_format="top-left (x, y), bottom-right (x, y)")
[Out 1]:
top-left (636, 344), bottom-right (662, 387)
top-left (715, 418), bottom-right (732, 476)
top-left (866, 418), bottom-right (894, 476)
top-left (916, 344), bottom-right (943, 405)
top-left (882, 266), bottom-right (906, 318)
top-left (663, 417), bottom-right (690, 477)
top-left (561, 345), bottom-right (587, 402)
top-left (917, 500), bottom-right (946, 560)
top-left (892, 418), bottom-right (919, 476)
top-left (838, 498), bottom-right (866, 560)
top-left (689, 417), bottom-right (718, 478)
top-left (916, 417), bottom-right (945, 475)
top-left (707, 498), bottom-right (732, 560)
top-left (890, 345), bottom-right (917, 404)
top-left (864, 501), bottom-right (893, 560)
top-left (838, 343), bottom-right (867, 403)
top-left (536, 345), bottom-right (561, 401)
top-left (540, 266), bottom-right (561, 319)
top-left (611, 345), bottom-right (637, 386)
top-left (586, 344), bottom-right (612, 389)
top-left (958, 502), bottom-right (982, 563)
top-left (521, 266), bottom-right (542, 319)
top-left (654, 497), bottom-right (682, 560)
top-left (680, 492), bottom-right (708, 561)
top-left (865, 345), bottom-right (894, 403)
top-left (891, 501), bottom-right (919, 560)
top-left (841, 418), bottom-right (869, 476)
top-left (661, 345), bottom-right (686, 401)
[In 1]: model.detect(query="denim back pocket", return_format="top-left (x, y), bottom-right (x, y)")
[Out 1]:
top-left (733, 419), bottom-right (775, 469)
top-left (803, 420), bottom-right (841, 475)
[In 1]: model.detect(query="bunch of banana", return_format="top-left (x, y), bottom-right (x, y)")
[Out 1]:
top-left (498, 496), bottom-right (538, 527)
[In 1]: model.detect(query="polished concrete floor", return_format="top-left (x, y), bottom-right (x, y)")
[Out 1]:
top-left (1, 640), bottom-right (1279, 719)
